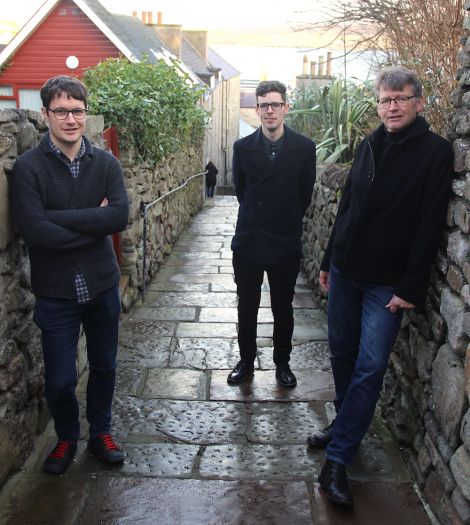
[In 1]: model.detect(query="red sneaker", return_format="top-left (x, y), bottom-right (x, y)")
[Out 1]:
top-left (42, 440), bottom-right (77, 475)
top-left (88, 433), bottom-right (124, 463)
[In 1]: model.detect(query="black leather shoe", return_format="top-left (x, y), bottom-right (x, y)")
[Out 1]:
top-left (307, 420), bottom-right (335, 448)
top-left (318, 459), bottom-right (354, 507)
top-left (275, 364), bottom-right (297, 387)
top-left (227, 360), bottom-right (254, 384)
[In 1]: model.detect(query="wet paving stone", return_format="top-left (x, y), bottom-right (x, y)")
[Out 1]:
top-left (258, 342), bottom-right (331, 371)
top-left (169, 337), bottom-right (241, 369)
top-left (173, 242), bottom-right (223, 252)
top-left (76, 443), bottom-right (200, 479)
top-left (256, 323), bottom-right (328, 341)
top-left (115, 365), bottom-right (145, 395)
top-left (147, 281), bottom-right (210, 292)
top-left (247, 402), bottom-right (328, 443)
top-left (311, 481), bottom-right (431, 525)
top-left (154, 265), bottom-right (219, 275)
top-left (199, 307), bottom-right (237, 322)
top-left (146, 291), bottom-right (237, 307)
top-left (0, 474), bottom-right (90, 525)
top-left (141, 368), bottom-right (207, 400)
top-left (210, 369), bottom-right (335, 402)
top-left (111, 398), bottom-right (247, 444)
top-left (118, 336), bottom-right (171, 367)
top-left (210, 280), bottom-right (237, 292)
top-left (349, 435), bottom-right (411, 482)
top-left (155, 273), bottom-right (234, 284)
top-left (199, 444), bottom-right (323, 480)
top-left (176, 322), bottom-right (237, 338)
top-left (120, 318), bottom-right (175, 337)
top-left (131, 306), bottom-right (197, 321)
top-left (79, 478), bottom-right (313, 525)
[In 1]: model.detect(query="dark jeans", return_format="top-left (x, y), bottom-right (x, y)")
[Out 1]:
top-left (232, 252), bottom-right (300, 365)
top-left (33, 286), bottom-right (121, 441)
top-left (326, 265), bottom-right (403, 466)
top-left (206, 185), bottom-right (215, 198)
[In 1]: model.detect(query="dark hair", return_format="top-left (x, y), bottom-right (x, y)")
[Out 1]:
top-left (255, 80), bottom-right (287, 103)
top-left (40, 75), bottom-right (88, 109)
top-left (374, 66), bottom-right (423, 99)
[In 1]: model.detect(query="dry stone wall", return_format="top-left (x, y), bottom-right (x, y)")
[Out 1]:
top-left (0, 108), bottom-right (203, 487)
top-left (302, 126), bottom-right (470, 524)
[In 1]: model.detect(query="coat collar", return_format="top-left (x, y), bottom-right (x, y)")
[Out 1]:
top-left (244, 125), bottom-right (303, 151)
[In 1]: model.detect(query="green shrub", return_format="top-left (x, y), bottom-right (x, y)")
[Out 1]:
top-left (287, 78), bottom-right (378, 164)
top-left (83, 57), bottom-right (207, 165)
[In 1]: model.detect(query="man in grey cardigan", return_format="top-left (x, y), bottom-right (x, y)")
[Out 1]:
top-left (9, 76), bottom-right (129, 475)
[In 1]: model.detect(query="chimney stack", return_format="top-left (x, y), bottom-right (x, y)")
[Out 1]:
top-left (326, 52), bottom-right (332, 76)
top-left (310, 61), bottom-right (317, 77)
top-left (302, 55), bottom-right (308, 76)
top-left (132, 10), bottom-right (137, 17)
top-left (318, 55), bottom-right (324, 76)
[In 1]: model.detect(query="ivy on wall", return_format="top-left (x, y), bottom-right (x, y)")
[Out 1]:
top-left (83, 57), bottom-right (207, 165)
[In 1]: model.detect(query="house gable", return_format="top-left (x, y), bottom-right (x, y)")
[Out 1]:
top-left (0, 0), bottom-right (122, 109)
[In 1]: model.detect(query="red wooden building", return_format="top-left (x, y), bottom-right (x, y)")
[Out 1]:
top-left (0, 0), bottom-right (200, 111)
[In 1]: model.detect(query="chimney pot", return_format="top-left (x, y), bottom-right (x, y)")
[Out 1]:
top-left (141, 11), bottom-right (147, 24)
top-left (132, 10), bottom-right (137, 17)
top-left (147, 12), bottom-right (153, 25)
top-left (157, 11), bottom-right (162, 26)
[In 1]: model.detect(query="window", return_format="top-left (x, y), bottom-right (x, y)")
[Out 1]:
top-left (18, 89), bottom-right (42, 111)
top-left (0, 85), bottom-right (16, 108)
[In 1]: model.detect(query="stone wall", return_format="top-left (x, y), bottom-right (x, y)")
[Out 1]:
top-left (119, 143), bottom-right (204, 308)
top-left (0, 108), bottom-right (203, 487)
top-left (302, 147), bottom-right (470, 522)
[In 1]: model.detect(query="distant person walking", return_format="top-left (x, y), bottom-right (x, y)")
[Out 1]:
top-left (205, 160), bottom-right (218, 198)
top-left (228, 80), bottom-right (316, 388)
top-left (307, 66), bottom-right (453, 508)
top-left (9, 75), bottom-right (129, 475)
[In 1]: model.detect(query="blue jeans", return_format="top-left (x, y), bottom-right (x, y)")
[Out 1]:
top-left (33, 286), bottom-right (121, 441)
top-left (233, 253), bottom-right (300, 365)
top-left (326, 265), bottom-right (403, 466)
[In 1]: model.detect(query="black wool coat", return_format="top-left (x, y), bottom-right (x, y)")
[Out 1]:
top-left (321, 116), bottom-right (453, 307)
top-left (231, 125), bottom-right (316, 264)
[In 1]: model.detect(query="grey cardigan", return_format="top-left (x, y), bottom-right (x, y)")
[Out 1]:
top-left (10, 133), bottom-right (129, 300)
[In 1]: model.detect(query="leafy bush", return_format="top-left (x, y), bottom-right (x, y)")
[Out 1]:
top-left (83, 57), bottom-right (207, 165)
top-left (287, 78), bottom-right (378, 163)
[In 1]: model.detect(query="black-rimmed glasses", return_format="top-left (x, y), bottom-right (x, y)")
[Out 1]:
top-left (257, 102), bottom-right (285, 112)
top-left (377, 96), bottom-right (416, 109)
top-left (48, 108), bottom-right (88, 120)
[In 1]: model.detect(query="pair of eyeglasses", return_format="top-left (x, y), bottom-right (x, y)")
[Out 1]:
top-left (377, 95), bottom-right (416, 109)
top-left (257, 102), bottom-right (285, 112)
top-left (48, 108), bottom-right (88, 120)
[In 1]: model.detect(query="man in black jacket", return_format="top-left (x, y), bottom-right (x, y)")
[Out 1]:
top-left (10, 76), bottom-right (129, 475)
top-left (228, 80), bottom-right (316, 387)
top-left (307, 66), bottom-right (453, 507)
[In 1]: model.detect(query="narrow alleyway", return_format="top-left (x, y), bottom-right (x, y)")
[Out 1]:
top-left (0, 196), bottom-right (432, 524)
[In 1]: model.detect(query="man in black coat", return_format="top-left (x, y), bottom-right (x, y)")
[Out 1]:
top-left (228, 80), bottom-right (316, 387)
top-left (307, 66), bottom-right (453, 508)
top-left (10, 76), bottom-right (129, 475)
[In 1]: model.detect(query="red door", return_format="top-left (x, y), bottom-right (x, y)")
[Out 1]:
top-left (103, 127), bottom-right (123, 266)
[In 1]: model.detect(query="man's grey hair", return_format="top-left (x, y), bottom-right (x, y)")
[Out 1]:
top-left (374, 66), bottom-right (423, 99)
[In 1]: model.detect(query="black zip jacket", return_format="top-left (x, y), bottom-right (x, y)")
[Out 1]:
top-left (321, 116), bottom-right (453, 307)
top-left (10, 133), bottom-right (129, 300)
